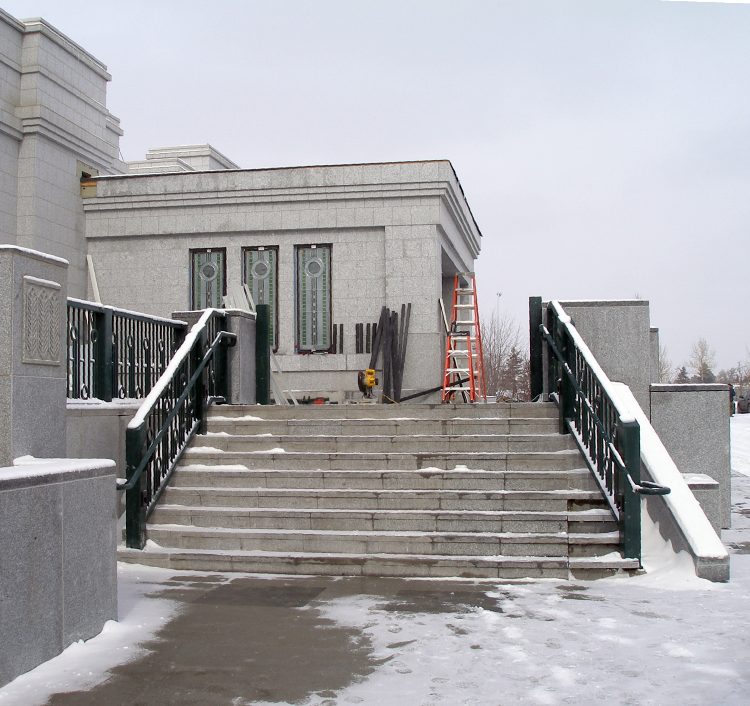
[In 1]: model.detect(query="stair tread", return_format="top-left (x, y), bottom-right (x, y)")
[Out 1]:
top-left (119, 545), bottom-right (635, 568)
top-left (153, 504), bottom-right (614, 518)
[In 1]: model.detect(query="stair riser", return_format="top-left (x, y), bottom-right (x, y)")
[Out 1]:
top-left (145, 530), bottom-right (572, 557)
top-left (179, 452), bottom-right (584, 471)
top-left (117, 550), bottom-right (569, 579)
top-left (169, 470), bottom-right (599, 492)
top-left (160, 489), bottom-right (604, 513)
top-left (149, 511), bottom-right (574, 533)
top-left (205, 420), bottom-right (559, 436)
top-left (202, 437), bottom-right (576, 454)
top-left (207, 403), bottom-right (557, 420)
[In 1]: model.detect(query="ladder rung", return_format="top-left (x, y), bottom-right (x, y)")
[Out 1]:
top-left (455, 288), bottom-right (474, 293)
top-left (454, 304), bottom-right (475, 308)
top-left (445, 386), bottom-right (473, 391)
top-left (446, 368), bottom-right (470, 373)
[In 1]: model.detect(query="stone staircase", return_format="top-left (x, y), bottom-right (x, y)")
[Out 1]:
top-left (118, 402), bottom-right (639, 579)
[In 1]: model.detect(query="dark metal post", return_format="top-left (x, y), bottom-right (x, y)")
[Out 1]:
top-left (529, 296), bottom-right (543, 401)
top-left (192, 326), bottom-right (207, 429)
top-left (215, 319), bottom-right (230, 402)
top-left (125, 424), bottom-right (148, 549)
top-left (92, 308), bottom-right (113, 402)
top-left (255, 304), bottom-right (271, 405)
top-left (619, 419), bottom-right (642, 562)
top-left (561, 332), bottom-right (575, 431)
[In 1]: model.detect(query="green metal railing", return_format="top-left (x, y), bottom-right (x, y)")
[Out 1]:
top-left (118, 309), bottom-right (236, 549)
top-left (67, 299), bottom-right (186, 400)
top-left (529, 298), bottom-right (669, 564)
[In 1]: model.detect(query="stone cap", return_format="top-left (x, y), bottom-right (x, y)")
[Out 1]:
top-left (651, 383), bottom-right (729, 392)
top-left (1, 457), bottom-right (116, 491)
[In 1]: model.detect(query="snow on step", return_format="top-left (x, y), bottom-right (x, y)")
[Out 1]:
top-left (119, 401), bottom-right (636, 579)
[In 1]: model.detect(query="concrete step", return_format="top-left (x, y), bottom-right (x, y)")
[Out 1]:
top-left (178, 449), bottom-right (585, 471)
top-left (205, 417), bottom-right (559, 436)
top-left (169, 466), bottom-right (600, 492)
top-left (117, 545), bottom-right (637, 579)
top-left (198, 432), bottom-right (577, 454)
top-left (145, 526), bottom-right (622, 558)
top-left (159, 486), bottom-right (606, 512)
top-left (148, 505), bottom-right (618, 534)
top-left (207, 402), bottom-right (557, 421)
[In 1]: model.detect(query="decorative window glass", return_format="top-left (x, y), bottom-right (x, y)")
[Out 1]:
top-left (243, 246), bottom-right (278, 350)
top-left (190, 248), bottom-right (226, 310)
top-left (296, 244), bottom-right (331, 352)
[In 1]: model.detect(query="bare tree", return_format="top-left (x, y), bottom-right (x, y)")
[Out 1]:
top-left (688, 338), bottom-right (717, 383)
top-left (657, 343), bottom-right (672, 383)
top-left (480, 315), bottom-right (529, 400)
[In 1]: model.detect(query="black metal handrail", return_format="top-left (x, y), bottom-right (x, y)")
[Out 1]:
top-left (67, 298), bottom-right (186, 400)
top-left (532, 299), bottom-right (669, 564)
top-left (120, 309), bottom-right (236, 549)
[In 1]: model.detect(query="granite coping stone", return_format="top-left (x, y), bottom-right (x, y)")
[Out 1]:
top-left (0, 457), bottom-right (116, 491)
top-left (651, 384), bottom-right (729, 392)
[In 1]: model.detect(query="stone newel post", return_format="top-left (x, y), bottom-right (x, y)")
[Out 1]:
top-left (0, 246), bottom-right (68, 467)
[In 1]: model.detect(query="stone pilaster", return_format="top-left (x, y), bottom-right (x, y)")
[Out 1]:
top-left (0, 245), bottom-right (68, 466)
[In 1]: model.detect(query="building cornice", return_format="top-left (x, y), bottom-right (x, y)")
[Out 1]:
top-left (19, 18), bottom-right (111, 80)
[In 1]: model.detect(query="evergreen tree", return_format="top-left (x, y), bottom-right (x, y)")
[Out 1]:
top-left (674, 366), bottom-right (690, 384)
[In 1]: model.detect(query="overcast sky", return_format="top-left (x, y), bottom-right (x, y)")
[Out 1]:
top-left (5, 0), bottom-right (748, 373)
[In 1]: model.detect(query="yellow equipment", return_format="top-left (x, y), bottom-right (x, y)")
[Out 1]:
top-left (357, 368), bottom-right (378, 398)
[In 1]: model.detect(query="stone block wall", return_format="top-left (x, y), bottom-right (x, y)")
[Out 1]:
top-left (0, 246), bottom-right (68, 466)
top-left (83, 161), bottom-right (479, 396)
top-left (0, 9), bottom-right (123, 297)
top-left (558, 300), bottom-right (653, 412)
top-left (0, 457), bottom-right (117, 687)
top-left (650, 383), bottom-right (732, 529)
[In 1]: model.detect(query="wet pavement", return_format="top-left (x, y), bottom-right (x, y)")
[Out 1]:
top-left (42, 573), bottom-right (515, 706)
top-left (0, 471), bottom-right (745, 705)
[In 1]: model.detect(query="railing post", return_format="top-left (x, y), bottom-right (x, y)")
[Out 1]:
top-left (125, 424), bottom-right (148, 549)
top-left (215, 318), bottom-right (229, 401)
top-left (93, 307), bottom-right (113, 402)
top-left (256, 304), bottom-right (271, 405)
top-left (192, 325), bottom-right (207, 431)
top-left (529, 296), bottom-right (543, 401)
top-left (619, 419), bottom-right (642, 562)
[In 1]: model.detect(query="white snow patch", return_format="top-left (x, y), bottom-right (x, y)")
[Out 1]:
top-left (0, 564), bottom-right (184, 705)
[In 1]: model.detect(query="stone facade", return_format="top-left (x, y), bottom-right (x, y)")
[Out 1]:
top-left (557, 300), bottom-right (654, 412)
top-left (0, 9), bottom-right (123, 298)
top-left (0, 246), bottom-right (68, 466)
top-left (82, 161), bottom-right (482, 397)
top-left (650, 383), bottom-right (732, 529)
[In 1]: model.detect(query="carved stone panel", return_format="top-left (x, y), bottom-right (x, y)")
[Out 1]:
top-left (22, 275), bottom-right (62, 365)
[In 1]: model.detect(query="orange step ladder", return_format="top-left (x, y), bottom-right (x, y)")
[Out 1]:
top-left (441, 273), bottom-right (486, 403)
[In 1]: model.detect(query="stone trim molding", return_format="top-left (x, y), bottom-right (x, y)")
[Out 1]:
top-left (22, 275), bottom-right (62, 365)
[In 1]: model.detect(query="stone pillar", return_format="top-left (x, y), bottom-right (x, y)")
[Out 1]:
top-left (650, 383), bottom-right (732, 529)
top-left (225, 309), bottom-right (256, 404)
top-left (0, 246), bottom-right (68, 467)
top-left (172, 308), bottom-right (257, 405)
top-left (558, 300), bottom-right (653, 413)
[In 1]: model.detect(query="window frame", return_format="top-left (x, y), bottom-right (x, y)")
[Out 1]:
top-left (242, 245), bottom-right (279, 352)
top-left (295, 243), bottom-right (333, 354)
top-left (189, 247), bottom-right (227, 310)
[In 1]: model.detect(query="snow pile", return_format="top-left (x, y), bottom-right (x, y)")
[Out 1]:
top-left (0, 565), bottom-right (184, 704)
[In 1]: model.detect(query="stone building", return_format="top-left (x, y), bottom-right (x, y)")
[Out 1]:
top-left (0, 9), bottom-right (482, 399)
top-left (81, 156), bottom-right (481, 396)
top-left (0, 9), bottom-right (124, 297)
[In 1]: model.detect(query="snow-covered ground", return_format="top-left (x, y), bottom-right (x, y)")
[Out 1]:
top-left (2, 416), bottom-right (750, 705)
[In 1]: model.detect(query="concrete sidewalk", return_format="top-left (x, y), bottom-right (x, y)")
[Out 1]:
top-left (43, 573), bottom-right (507, 706)
top-left (1, 470), bottom-right (747, 705)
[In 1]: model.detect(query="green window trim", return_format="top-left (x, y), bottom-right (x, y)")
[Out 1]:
top-left (296, 244), bottom-right (332, 353)
top-left (190, 248), bottom-right (226, 310)
top-left (242, 246), bottom-right (278, 351)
